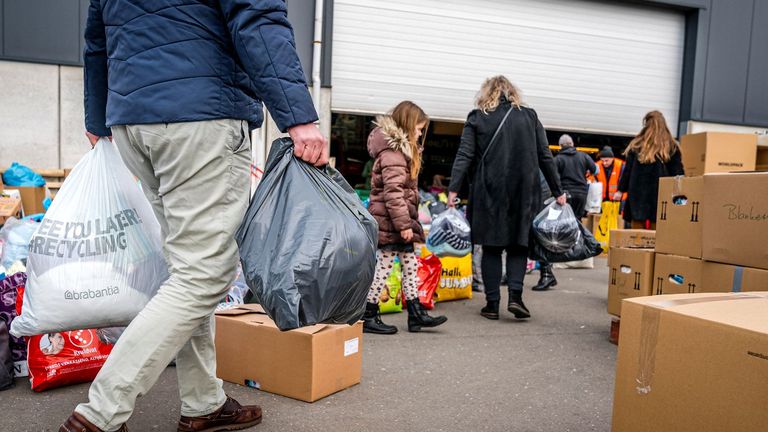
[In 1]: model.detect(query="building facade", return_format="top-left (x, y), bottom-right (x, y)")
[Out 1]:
top-left (0, 0), bottom-right (766, 170)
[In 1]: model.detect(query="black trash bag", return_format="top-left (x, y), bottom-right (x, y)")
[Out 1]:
top-left (530, 222), bottom-right (603, 263)
top-left (0, 321), bottom-right (13, 391)
top-left (532, 202), bottom-right (581, 253)
top-left (236, 138), bottom-right (378, 331)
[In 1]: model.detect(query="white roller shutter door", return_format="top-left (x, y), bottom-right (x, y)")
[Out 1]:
top-left (331, 0), bottom-right (685, 135)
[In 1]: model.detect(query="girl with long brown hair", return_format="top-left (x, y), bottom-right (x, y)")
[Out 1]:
top-left (448, 75), bottom-right (565, 321)
top-left (616, 110), bottom-right (685, 229)
top-left (362, 101), bottom-right (447, 334)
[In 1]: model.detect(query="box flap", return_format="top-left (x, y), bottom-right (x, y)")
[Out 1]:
top-left (215, 304), bottom-right (266, 316)
top-left (291, 324), bottom-right (329, 335)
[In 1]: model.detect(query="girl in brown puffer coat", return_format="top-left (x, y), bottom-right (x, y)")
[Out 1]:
top-left (363, 101), bottom-right (447, 335)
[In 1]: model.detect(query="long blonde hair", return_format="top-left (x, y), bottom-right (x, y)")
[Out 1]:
top-left (624, 111), bottom-right (679, 163)
top-left (476, 75), bottom-right (523, 113)
top-left (391, 101), bottom-right (429, 179)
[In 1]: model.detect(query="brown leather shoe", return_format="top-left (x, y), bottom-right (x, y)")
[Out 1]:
top-left (177, 396), bottom-right (262, 432)
top-left (59, 412), bottom-right (128, 432)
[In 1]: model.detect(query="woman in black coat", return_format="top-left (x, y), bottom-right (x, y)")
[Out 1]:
top-left (615, 111), bottom-right (684, 229)
top-left (448, 76), bottom-right (565, 320)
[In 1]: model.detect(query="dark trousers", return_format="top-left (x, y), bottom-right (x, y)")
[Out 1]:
top-left (569, 191), bottom-right (588, 219)
top-left (481, 245), bottom-right (528, 302)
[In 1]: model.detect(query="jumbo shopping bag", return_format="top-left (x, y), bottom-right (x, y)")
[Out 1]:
top-left (594, 201), bottom-right (620, 251)
top-left (236, 138), bottom-right (378, 331)
top-left (10, 139), bottom-right (168, 337)
top-left (379, 261), bottom-right (403, 314)
top-left (422, 247), bottom-right (473, 303)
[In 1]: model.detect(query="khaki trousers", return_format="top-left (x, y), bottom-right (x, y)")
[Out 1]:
top-left (76, 119), bottom-right (251, 431)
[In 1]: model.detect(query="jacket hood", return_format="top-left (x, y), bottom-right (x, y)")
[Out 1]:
top-left (559, 146), bottom-right (577, 155)
top-left (368, 116), bottom-right (414, 160)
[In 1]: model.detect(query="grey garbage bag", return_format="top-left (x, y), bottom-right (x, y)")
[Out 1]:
top-left (236, 138), bottom-right (378, 331)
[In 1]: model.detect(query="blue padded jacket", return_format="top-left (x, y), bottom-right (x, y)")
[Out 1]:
top-left (84, 0), bottom-right (318, 137)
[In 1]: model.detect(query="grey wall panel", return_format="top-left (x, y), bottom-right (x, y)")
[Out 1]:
top-left (286, 0), bottom-right (315, 83)
top-left (701, 0), bottom-right (753, 123)
top-left (79, 0), bottom-right (89, 63)
top-left (744, 0), bottom-right (768, 124)
top-left (0, 1), bottom-right (4, 56)
top-left (3, 0), bottom-right (80, 64)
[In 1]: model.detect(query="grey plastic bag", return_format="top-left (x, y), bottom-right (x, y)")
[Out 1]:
top-left (236, 138), bottom-right (378, 331)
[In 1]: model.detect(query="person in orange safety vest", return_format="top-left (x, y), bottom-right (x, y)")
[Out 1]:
top-left (596, 146), bottom-right (626, 202)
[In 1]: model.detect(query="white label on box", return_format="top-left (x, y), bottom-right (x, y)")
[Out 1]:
top-left (344, 337), bottom-right (359, 357)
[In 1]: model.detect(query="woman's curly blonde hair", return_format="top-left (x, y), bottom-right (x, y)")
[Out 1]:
top-left (476, 75), bottom-right (523, 113)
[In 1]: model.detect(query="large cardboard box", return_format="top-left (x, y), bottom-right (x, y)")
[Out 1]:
top-left (607, 248), bottom-right (655, 316)
top-left (655, 176), bottom-right (703, 258)
top-left (652, 254), bottom-right (702, 295)
top-left (612, 293), bottom-right (768, 432)
top-left (609, 229), bottom-right (655, 249)
top-left (700, 262), bottom-right (768, 293)
top-left (680, 132), bottom-right (757, 176)
top-left (215, 305), bottom-right (363, 402)
top-left (16, 186), bottom-right (47, 215)
top-left (702, 172), bottom-right (768, 270)
top-left (0, 196), bottom-right (23, 225)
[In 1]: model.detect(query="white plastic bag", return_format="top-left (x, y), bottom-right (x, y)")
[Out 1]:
top-left (585, 182), bottom-right (603, 214)
top-left (11, 139), bottom-right (168, 337)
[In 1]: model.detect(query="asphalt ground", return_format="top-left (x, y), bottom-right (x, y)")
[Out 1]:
top-left (1, 259), bottom-right (616, 432)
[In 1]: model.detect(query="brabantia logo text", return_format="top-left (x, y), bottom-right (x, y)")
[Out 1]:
top-left (64, 286), bottom-right (120, 300)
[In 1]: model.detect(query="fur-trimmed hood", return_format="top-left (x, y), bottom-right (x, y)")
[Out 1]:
top-left (367, 115), bottom-right (414, 160)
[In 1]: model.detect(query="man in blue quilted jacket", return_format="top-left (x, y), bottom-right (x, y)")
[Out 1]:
top-left (60, 2), bottom-right (325, 431)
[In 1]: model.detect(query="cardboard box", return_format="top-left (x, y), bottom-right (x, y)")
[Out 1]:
top-left (700, 262), bottom-right (768, 293)
top-left (607, 248), bottom-right (655, 316)
top-left (215, 304), bottom-right (363, 402)
top-left (701, 172), bottom-right (768, 270)
top-left (652, 254), bottom-right (702, 295)
top-left (680, 132), bottom-right (757, 176)
top-left (16, 186), bottom-right (47, 216)
top-left (655, 176), bottom-right (703, 258)
top-left (609, 229), bottom-right (655, 249)
top-left (612, 292), bottom-right (768, 432)
top-left (0, 196), bottom-right (23, 224)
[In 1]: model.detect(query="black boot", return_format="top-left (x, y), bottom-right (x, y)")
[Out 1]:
top-left (406, 299), bottom-right (447, 332)
top-left (480, 301), bottom-right (500, 320)
top-left (532, 264), bottom-right (557, 291)
top-left (507, 291), bottom-right (531, 319)
top-left (362, 302), bottom-right (398, 335)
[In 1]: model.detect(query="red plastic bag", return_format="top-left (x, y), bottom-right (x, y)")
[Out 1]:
top-left (16, 285), bottom-right (115, 392)
top-left (27, 328), bottom-right (114, 392)
top-left (417, 255), bottom-right (442, 310)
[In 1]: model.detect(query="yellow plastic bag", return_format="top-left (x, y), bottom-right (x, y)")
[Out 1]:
top-left (595, 201), bottom-right (621, 252)
top-left (419, 247), bottom-right (472, 302)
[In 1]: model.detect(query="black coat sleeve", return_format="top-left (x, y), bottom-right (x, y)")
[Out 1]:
top-left (534, 113), bottom-right (563, 197)
top-left (618, 151), bottom-right (634, 193)
top-left (584, 154), bottom-right (598, 175)
top-left (83, 0), bottom-right (110, 137)
top-left (448, 111), bottom-right (478, 194)
top-left (667, 149), bottom-right (685, 176)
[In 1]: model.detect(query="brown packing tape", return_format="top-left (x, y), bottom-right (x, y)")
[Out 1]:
top-left (634, 293), bottom-right (767, 395)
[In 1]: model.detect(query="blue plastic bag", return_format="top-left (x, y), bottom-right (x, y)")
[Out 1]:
top-left (2, 163), bottom-right (45, 187)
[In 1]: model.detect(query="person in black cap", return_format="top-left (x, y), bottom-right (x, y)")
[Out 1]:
top-left (595, 146), bottom-right (625, 203)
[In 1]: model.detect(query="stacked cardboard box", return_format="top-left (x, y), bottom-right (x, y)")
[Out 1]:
top-left (612, 293), bottom-right (768, 431)
top-left (607, 230), bottom-right (656, 317)
top-left (609, 132), bottom-right (765, 318)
